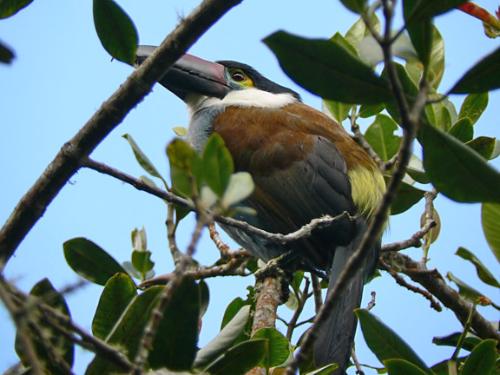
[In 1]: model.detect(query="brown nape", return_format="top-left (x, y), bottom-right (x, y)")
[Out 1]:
top-left (213, 102), bottom-right (376, 176)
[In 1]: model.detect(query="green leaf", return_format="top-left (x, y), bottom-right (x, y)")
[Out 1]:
top-left (131, 227), bottom-right (147, 251)
top-left (86, 286), bottom-right (163, 374)
top-left (123, 134), bottom-right (166, 185)
top-left (93, 0), bottom-right (138, 64)
top-left (355, 309), bottom-right (430, 372)
top-left (92, 273), bottom-right (137, 339)
top-left (199, 280), bottom-right (210, 318)
top-left (455, 247), bottom-right (499, 288)
top-left (345, 14), bottom-right (380, 50)
top-left (460, 339), bottom-right (497, 375)
top-left (390, 181), bottom-right (425, 215)
top-left (202, 133), bottom-right (234, 196)
top-left (446, 272), bottom-right (491, 305)
top-left (323, 100), bottom-right (353, 123)
top-left (458, 92), bottom-right (489, 126)
top-left (432, 331), bottom-right (481, 352)
top-left (466, 137), bottom-right (497, 160)
top-left (304, 363), bottom-right (339, 375)
top-left (448, 118), bottom-right (473, 143)
top-left (364, 114), bottom-right (401, 161)
top-left (450, 47), bottom-right (500, 94)
top-left (420, 122), bottom-right (500, 203)
top-left (263, 31), bottom-right (392, 104)
top-left (15, 279), bottom-right (74, 375)
top-left (203, 339), bottom-right (267, 375)
top-left (420, 207), bottom-right (441, 244)
top-left (131, 250), bottom-right (155, 276)
top-left (166, 138), bottom-right (200, 197)
top-left (385, 359), bottom-right (429, 375)
top-left (290, 270), bottom-right (304, 294)
top-left (252, 328), bottom-right (290, 368)
top-left (194, 305), bottom-right (251, 369)
top-left (406, 0), bottom-right (468, 22)
top-left (0, 41), bottom-right (15, 64)
top-left (427, 27), bottom-right (445, 89)
top-left (221, 297), bottom-right (248, 329)
top-left (221, 172), bottom-right (255, 209)
top-left (149, 277), bottom-right (200, 370)
top-left (359, 103), bottom-right (384, 118)
top-left (430, 358), bottom-right (467, 375)
top-left (0, 0), bottom-right (33, 19)
top-left (383, 63), bottom-right (418, 123)
top-left (339, 0), bottom-right (366, 13)
top-left (63, 237), bottom-right (127, 285)
top-left (404, 0), bottom-right (432, 67)
top-left (406, 155), bottom-right (430, 184)
top-left (481, 203), bottom-right (500, 262)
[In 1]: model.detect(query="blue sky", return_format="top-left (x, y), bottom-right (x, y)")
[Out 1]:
top-left (0, 1), bottom-right (498, 373)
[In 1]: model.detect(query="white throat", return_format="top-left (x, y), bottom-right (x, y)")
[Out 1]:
top-left (186, 88), bottom-right (297, 115)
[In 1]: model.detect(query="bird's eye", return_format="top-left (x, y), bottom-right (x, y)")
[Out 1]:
top-left (231, 71), bottom-right (247, 82)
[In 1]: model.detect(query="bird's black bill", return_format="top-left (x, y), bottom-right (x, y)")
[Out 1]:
top-left (136, 46), bottom-right (230, 100)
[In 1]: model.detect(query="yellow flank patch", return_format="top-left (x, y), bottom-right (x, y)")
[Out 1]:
top-left (348, 166), bottom-right (386, 218)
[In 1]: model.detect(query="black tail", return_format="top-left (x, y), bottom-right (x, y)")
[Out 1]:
top-left (313, 220), bottom-right (378, 374)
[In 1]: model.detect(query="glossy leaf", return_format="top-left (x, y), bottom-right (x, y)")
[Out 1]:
top-left (406, 155), bottom-right (430, 184)
top-left (355, 309), bottom-right (429, 371)
top-left (420, 122), bottom-right (500, 203)
top-left (323, 100), bottom-right (352, 123)
top-left (123, 134), bottom-right (166, 185)
top-left (194, 305), bottom-right (251, 368)
top-left (455, 247), bottom-right (499, 287)
top-left (466, 137), bottom-right (497, 159)
top-left (15, 279), bottom-right (74, 375)
top-left (364, 114), bottom-right (401, 161)
top-left (253, 328), bottom-right (290, 368)
top-left (404, 0), bottom-right (432, 67)
top-left (149, 277), bottom-right (200, 370)
top-left (0, 41), bottom-right (14, 64)
top-left (432, 331), bottom-right (481, 352)
top-left (425, 100), bottom-right (454, 132)
top-left (406, 0), bottom-right (468, 21)
top-left (460, 339), bottom-right (497, 375)
top-left (448, 118), bottom-right (473, 143)
top-left (93, 0), bottom-right (137, 64)
top-left (86, 286), bottom-right (163, 374)
top-left (221, 172), bottom-right (255, 208)
top-left (131, 250), bottom-right (155, 276)
top-left (198, 280), bottom-right (210, 318)
top-left (359, 103), bottom-right (384, 118)
top-left (481, 203), bottom-right (500, 262)
top-left (304, 364), bottom-right (339, 375)
top-left (92, 273), bottom-right (137, 339)
top-left (390, 182), bottom-right (425, 215)
top-left (0, 0), bottom-right (32, 18)
top-left (430, 358), bottom-right (466, 375)
top-left (450, 47), bottom-right (500, 93)
top-left (446, 272), bottom-right (491, 305)
top-left (385, 359), bottom-right (429, 375)
top-left (202, 339), bottom-right (267, 375)
top-left (458, 92), bottom-right (488, 125)
top-left (166, 138), bottom-right (199, 197)
top-left (345, 14), bottom-right (380, 51)
top-left (264, 31), bottom-right (392, 104)
top-left (202, 133), bottom-right (234, 196)
top-left (339, 0), bottom-right (366, 13)
top-left (427, 27), bottom-right (445, 89)
top-left (63, 237), bottom-right (127, 285)
top-left (221, 297), bottom-right (248, 329)
top-left (383, 63), bottom-right (418, 123)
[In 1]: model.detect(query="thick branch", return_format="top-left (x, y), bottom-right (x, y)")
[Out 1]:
top-left (0, 0), bottom-right (243, 270)
top-left (382, 252), bottom-right (500, 341)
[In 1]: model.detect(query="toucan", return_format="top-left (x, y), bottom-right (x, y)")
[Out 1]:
top-left (135, 46), bottom-right (386, 374)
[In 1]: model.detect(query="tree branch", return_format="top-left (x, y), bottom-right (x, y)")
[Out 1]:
top-left (0, 0), bottom-right (243, 270)
top-left (382, 251), bottom-right (500, 341)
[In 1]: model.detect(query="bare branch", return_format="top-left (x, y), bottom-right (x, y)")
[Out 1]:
top-left (0, 0), bottom-right (243, 270)
top-left (381, 219), bottom-right (436, 252)
top-left (382, 252), bottom-right (500, 341)
top-left (286, 278), bottom-right (310, 340)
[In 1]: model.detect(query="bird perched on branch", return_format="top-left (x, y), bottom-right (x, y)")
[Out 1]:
top-left (136, 47), bottom-right (386, 374)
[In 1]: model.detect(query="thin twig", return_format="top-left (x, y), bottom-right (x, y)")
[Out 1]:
top-left (350, 111), bottom-right (384, 170)
top-left (83, 156), bottom-right (357, 245)
top-left (166, 204), bottom-right (182, 265)
top-left (381, 219), bottom-right (436, 252)
top-left (0, 278), bottom-right (44, 375)
top-left (366, 291), bottom-right (376, 311)
top-left (286, 278), bottom-right (310, 340)
top-left (0, 0), bottom-right (243, 270)
top-left (351, 347), bottom-right (365, 375)
top-left (380, 259), bottom-right (442, 311)
top-left (382, 251), bottom-right (500, 341)
top-left (310, 274), bottom-right (323, 314)
top-left (209, 223), bottom-right (231, 257)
